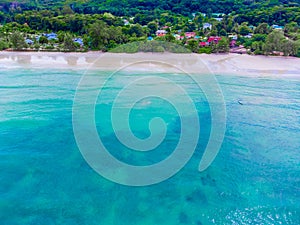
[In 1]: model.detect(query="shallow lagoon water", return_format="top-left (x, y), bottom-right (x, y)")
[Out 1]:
top-left (1, 68), bottom-right (300, 224)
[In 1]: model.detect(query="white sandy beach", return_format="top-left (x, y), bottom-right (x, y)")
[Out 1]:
top-left (0, 51), bottom-right (299, 78)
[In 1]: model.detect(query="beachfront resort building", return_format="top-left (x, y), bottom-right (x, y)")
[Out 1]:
top-left (272, 24), bottom-right (284, 30)
top-left (44, 33), bottom-right (58, 40)
top-left (207, 36), bottom-right (222, 44)
top-left (244, 33), bottom-right (253, 38)
top-left (185, 32), bottom-right (196, 39)
top-left (123, 19), bottom-right (130, 26)
top-left (156, 30), bottom-right (167, 37)
top-left (228, 34), bottom-right (238, 40)
top-left (73, 38), bottom-right (84, 46)
top-left (203, 23), bottom-right (212, 30)
top-left (25, 39), bottom-right (34, 45)
top-left (199, 36), bottom-right (222, 47)
top-left (174, 34), bottom-right (184, 40)
top-left (230, 40), bottom-right (237, 48)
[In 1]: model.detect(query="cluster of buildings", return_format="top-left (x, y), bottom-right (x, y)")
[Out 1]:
top-left (152, 21), bottom-right (286, 50)
top-left (24, 32), bottom-right (84, 47)
top-left (199, 36), bottom-right (222, 47)
top-left (154, 23), bottom-right (227, 48)
top-left (124, 12), bottom-right (284, 52)
top-left (19, 17), bottom-right (286, 52)
top-left (172, 32), bottom-right (200, 40)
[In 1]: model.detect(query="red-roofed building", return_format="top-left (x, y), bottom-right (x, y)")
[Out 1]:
top-left (199, 42), bottom-right (208, 47)
top-left (207, 36), bottom-right (222, 44)
top-left (185, 32), bottom-right (196, 39)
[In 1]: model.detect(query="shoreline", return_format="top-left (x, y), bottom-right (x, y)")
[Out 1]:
top-left (1, 51), bottom-right (299, 78)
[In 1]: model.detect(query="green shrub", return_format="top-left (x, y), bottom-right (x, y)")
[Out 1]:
top-left (198, 47), bottom-right (212, 54)
top-left (153, 46), bottom-right (164, 52)
top-left (0, 40), bottom-right (9, 50)
top-left (45, 44), bottom-right (54, 50)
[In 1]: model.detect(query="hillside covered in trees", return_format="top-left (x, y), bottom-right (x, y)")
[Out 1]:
top-left (0, 0), bottom-right (299, 56)
top-left (1, 0), bottom-right (300, 16)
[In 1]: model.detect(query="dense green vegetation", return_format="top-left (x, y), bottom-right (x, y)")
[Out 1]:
top-left (1, 0), bottom-right (300, 17)
top-left (0, 0), bottom-right (299, 56)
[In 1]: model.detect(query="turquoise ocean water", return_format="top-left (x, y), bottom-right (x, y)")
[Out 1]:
top-left (1, 68), bottom-right (300, 224)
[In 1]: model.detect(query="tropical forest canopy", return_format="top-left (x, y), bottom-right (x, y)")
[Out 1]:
top-left (1, 0), bottom-right (300, 18)
top-left (0, 0), bottom-right (299, 56)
